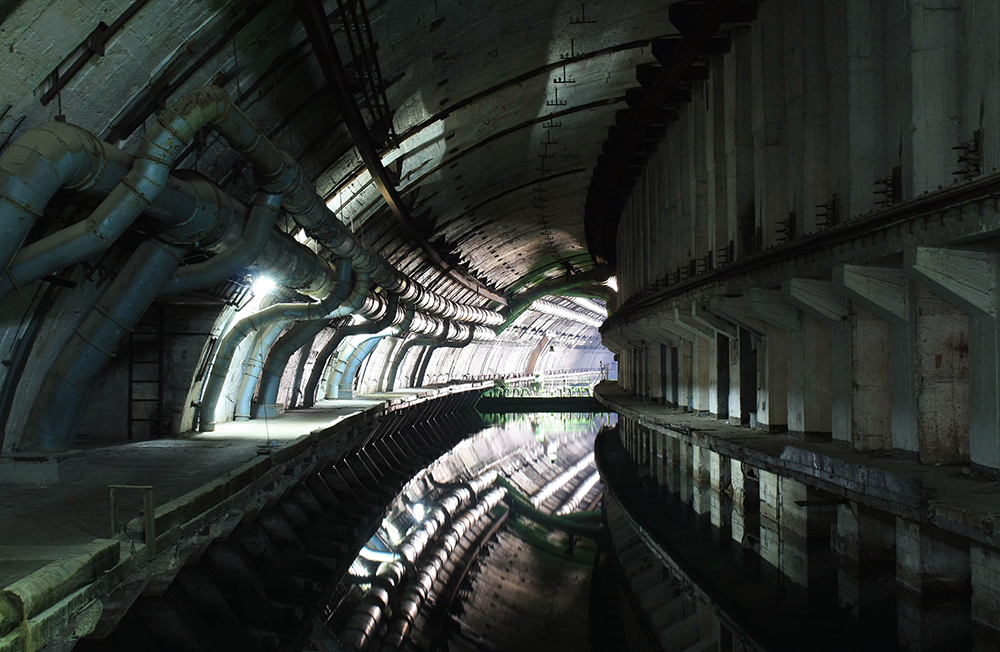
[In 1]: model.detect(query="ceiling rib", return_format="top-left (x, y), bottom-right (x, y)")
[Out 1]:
top-left (293, 0), bottom-right (508, 306)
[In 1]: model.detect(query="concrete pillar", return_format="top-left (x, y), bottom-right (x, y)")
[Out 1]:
top-left (692, 444), bottom-right (711, 527)
top-left (903, 0), bottom-right (965, 197)
top-left (709, 451), bottom-right (732, 547)
top-left (906, 246), bottom-right (999, 469)
top-left (664, 435), bottom-right (680, 494)
top-left (783, 279), bottom-right (852, 444)
top-left (826, 0), bottom-right (887, 219)
top-left (758, 469), bottom-right (781, 583)
top-left (710, 55), bottom-right (730, 261)
top-left (783, 0), bottom-right (830, 234)
top-left (690, 79), bottom-right (711, 265)
top-left (834, 264), bottom-right (920, 458)
top-left (779, 478), bottom-right (838, 612)
top-left (679, 440), bottom-right (693, 505)
top-left (724, 26), bottom-right (755, 260)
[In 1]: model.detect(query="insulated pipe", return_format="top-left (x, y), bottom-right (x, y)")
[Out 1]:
top-left (413, 326), bottom-right (475, 388)
top-left (18, 239), bottom-right (186, 452)
top-left (158, 191), bottom-right (283, 295)
top-left (496, 266), bottom-right (613, 333)
top-left (327, 304), bottom-right (415, 400)
top-left (198, 258), bottom-right (353, 431)
top-left (233, 322), bottom-right (286, 421)
top-left (301, 294), bottom-right (400, 407)
top-left (333, 334), bottom-right (386, 399)
top-left (0, 87), bottom-right (299, 303)
top-left (0, 93), bottom-right (502, 327)
top-left (251, 320), bottom-right (329, 417)
top-left (286, 329), bottom-right (318, 410)
top-left (0, 122), bottom-right (132, 279)
top-left (385, 337), bottom-right (437, 392)
top-left (377, 487), bottom-right (507, 651)
top-left (241, 272), bottom-right (376, 418)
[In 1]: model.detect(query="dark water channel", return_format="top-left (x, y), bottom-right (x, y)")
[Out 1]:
top-left (597, 426), bottom-right (999, 652)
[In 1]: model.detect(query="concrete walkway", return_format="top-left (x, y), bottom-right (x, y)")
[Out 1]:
top-left (0, 392), bottom-right (425, 588)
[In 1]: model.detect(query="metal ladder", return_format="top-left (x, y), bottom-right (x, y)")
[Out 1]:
top-left (127, 303), bottom-right (165, 440)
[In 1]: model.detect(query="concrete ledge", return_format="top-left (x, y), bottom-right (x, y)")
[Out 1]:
top-left (595, 381), bottom-right (1000, 548)
top-left (0, 539), bottom-right (118, 639)
top-left (0, 382), bottom-right (491, 652)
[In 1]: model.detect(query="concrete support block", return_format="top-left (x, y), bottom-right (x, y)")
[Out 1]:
top-left (758, 325), bottom-right (788, 430)
top-left (710, 451), bottom-right (731, 532)
top-left (730, 459), bottom-right (746, 545)
top-left (834, 265), bottom-right (919, 456)
top-left (912, 284), bottom-right (970, 464)
top-left (835, 502), bottom-right (896, 630)
top-left (906, 0), bottom-right (964, 197)
top-left (907, 247), bottom-right (1000, 470)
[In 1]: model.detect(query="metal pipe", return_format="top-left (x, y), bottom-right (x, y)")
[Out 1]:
top-left (0, 87), bottom-right (297, 302)
top-left (233, 322), bottom-right (287, 421)
top-left (0, 88), bottom-right (502, 326)
top-left (385, 337), bottom-right (437, 392)
top-left (0, 122), bottom-right (132, 280)
top-left (377, 487), bottom-right (507, 650)
top-left (300, 294), bottom-right (398, 407)
top-left (158, 191), bottom-right (283, 295)
top-left (198, 258), bottom-right (354, 431)
top-left (252, 320), bottom-right (329, 417)
top-left (18, 238), bottom-right (185, 452)
top-left (332, 334), bottom-right (386, 399)
top-left (413, 326), bottom-right (475, 388)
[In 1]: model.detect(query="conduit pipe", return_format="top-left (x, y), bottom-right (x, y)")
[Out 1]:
top-left (556, 471), bottom-right (602, 515)
top-left (253, 320), bottom-right (331, 415)
top-left (0, 122), bottom-right (132, 278)
top-left (0, 91), bottom-right (501, 326)
top-left (531, 453), bottom-right (596, 510)
top-left (233, 322), bottom-right (287, 421)
top-left (332, 305), bottom-right (416, 400)
top-left (413, 326), bottom-right (475, 388)
top-left (385, 337), bottom-right (438, 392)
top-left (496, 266), bottom-right (613, 333)
top-left (0, 87), bottom-right (300, 302)
top-left (158, 191), bottom-right (283, 295)
top-left (198, 258), bottom-right (354, 431)
top-left (301, 294), bottom-right (400, 408)
top-left (377, 487), bottom-right (507, 651)
top-left (19, 238), bottom-right (185, 452)
top-left (329, 334), bottom-right (386, 399)
top-left (339, 471), bottom-right (499, 650)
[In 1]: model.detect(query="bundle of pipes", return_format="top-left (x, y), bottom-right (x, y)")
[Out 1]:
top-left (0, 87), bottom-right (504, 324)
top-left (0, 87), bottom-right (502, 451)
top-left (338, 470), bottom-right (500, 650)
top-left (377, 487), bottom-right (507, 651)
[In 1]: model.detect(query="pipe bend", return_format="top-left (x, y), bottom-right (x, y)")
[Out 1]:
top-left (159, 192), bottom-right (283, 296)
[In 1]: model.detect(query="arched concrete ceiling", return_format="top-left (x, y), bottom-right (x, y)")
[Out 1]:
top-left (0, 0), bottom-right (673, 305)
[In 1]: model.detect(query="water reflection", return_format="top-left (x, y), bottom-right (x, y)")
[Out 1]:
top-left (602, 420), bottom-right (1000, 652)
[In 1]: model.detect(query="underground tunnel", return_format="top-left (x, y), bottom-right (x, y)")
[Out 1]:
top-left (3, 0), bottom-right (1000, 650)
